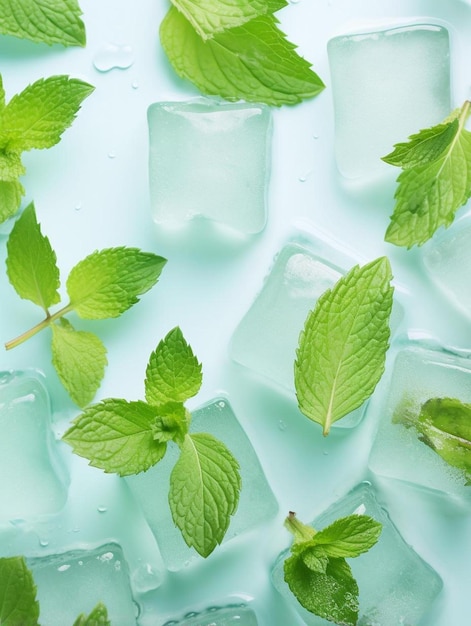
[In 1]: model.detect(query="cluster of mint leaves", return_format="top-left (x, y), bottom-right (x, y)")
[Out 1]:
top-left (383, 100), bottom-right (471, 248)
top-left (283, 511), bottom-right (382, 626)
top-left (63, 327), bottom-right (242, 559)
top-left (295, 257), bottom-right (394, 435)
top-left (0, 73), bottom-right (93, 224)
top-left (0, 0), bottom-right (85, 47)
top-left (393, 396), bottom-right (471, 484)
top-left (160, 0), bottom-right (325, 106)
top-left (0, 556), bottom-right (109, 626)
top-left (4, 203), bottom-right (166, 407)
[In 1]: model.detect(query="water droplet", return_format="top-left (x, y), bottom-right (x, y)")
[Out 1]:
top-left (107, 151), bottom-right (116, 159)
top-left (97, 505), bottom-right (107, 513)
top-left (74, 202), bottom-right (82, 212)
top-left (323, 450), bottom-right (328, 456)
top-left (99, 551), bottom-right (114, 562)
top-left (58, 564), bottom-right (70, 572)
top-left (78, 560), bottom-right (83, 566)
top-left (278, 419), bottom-right (287, 431)
top-left (313, 134), bottom-right (319, 140)
top-left (298, 169), bottom-right (313, 182)
top-left (217, 401), bottom-right (226, 408)
top-left (93, 43), bottom-right (134, 73)
top-left (132, 563), bottom-right (163, 593)
top-left (39, 539), bottom-right (49, 548)
top-left (289, 0), bottom-right (301, 4)
top-left (131, 81), bottom-right (139, 90)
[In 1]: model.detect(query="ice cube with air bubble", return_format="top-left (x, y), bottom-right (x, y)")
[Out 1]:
top-left (124, 397), bottom-right (278, 571)
top-left (0, 371), bottom-right (68, 523)
top-left (271, 482), bottom-right (443, 626)
top-left (148, 99), bottom-right (272, 234)
top-left (327, 24), bottom-right (451, 179)
top-left (162, 604), bottom-right (258, 626)
top-left (27, 542), bottom-right (138, 625)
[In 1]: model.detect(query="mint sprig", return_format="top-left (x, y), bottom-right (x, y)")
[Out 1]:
top-left (72, 602), bottom-right (110, 626)
top-left (295, 257), bottom-right (394, 435)
top-left (0, 556), bottom-right (39, 625)
top-left (63, 327), bottom-right (242, 558)
top-left (383, 100), bottom-right (471, 247)
top-left (0, 0), bottom-right (85, 46)
top-left (5, 203), bottom-right (166, 407)
top-left (0, 74), bottom-right (93, 223)
top-left (160, 2), bottom-right (324, 106)
top-left (283, 512), bottom-right (382, 626)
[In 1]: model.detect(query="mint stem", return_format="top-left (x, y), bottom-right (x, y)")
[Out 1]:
top-left (5, 303), bottom-right (74, 350)
top-left (284, 511), bottom-right (316, 543)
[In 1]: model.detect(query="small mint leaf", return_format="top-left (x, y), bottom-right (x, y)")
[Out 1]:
top-left (0, 556), bottom-right (39, 625)
top-left (312, 514), bottom-right (382, 559)
top-left (151, 401), bottom-right (189, 444)
top-left (0, 152), bottom-right (25, 181)
top-left (63, 399), bottom-right (166, 475)
top-left (72, 602), bottom-right (110, 626)
top-left (145, 327), bottom-right (202, 406)
top-left (0, 178), bottom-right (24, 223)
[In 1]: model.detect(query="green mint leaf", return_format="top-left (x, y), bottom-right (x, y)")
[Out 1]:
top-left (6, 202), bottom-right (60, 312)
top-left (0, 179), bottom-right (24, 223)
top-left (0, 152), bottom-right (25, 181)
top-left (145, 326), bottom-right (203, 407)
top-left (72, 602), bottom-right (110, 626)
top-left (296, 545), bottom-right (329, 574)
top-left (295, 257), bottom-right (393, 435)
top-left (385, 100), bottom-right (471, 247)
top-left (169, 432), bottom-right (241, 557)
top-left (284, 552), bottom-right (358, 626)
top-left (51, 318), bottom-right (107, 408)
top-left (0, 75), bottom-right (94, 152)
top-left (63, 399), bottom-right (166, 475)
top-left (160, 8), bottom-right (324, 106)
top-left (312, 515), bottom-right (382, 559)
top-left (0, 0), bottom-right (85, 47)
top-left (0, 75), bottom-right (5, 112)
top-left (151, 402), bottom-right (189, 445)
top-left (0, 556), bottom-right (39, 625)
top-left (66, 247), bottom-right (167, 319)
top-left (170, 0), bottom-right (287, 39)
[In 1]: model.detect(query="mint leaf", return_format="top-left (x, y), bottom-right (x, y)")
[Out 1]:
top-left (0, 75), bottom-right (94, 152)
top-left (0, 152), bottom-right (25, 181)
top-left (160, 8), bottom-right (324, 106)
top-left (295, 257), bottom-right (393, 435)
top-left (170, 0), bottom-right (287, 39)
top-left (72, 602), bottom-right (110, 626)
top-left (0, 179), bottom-right (24, 223)
top-left (385, 100), bottom-right (471, 247)
top-left (6, 202), bottom-right (60, 312)
top-left (169, 432), bottom-right (241, 557)
top-left (0, 0), bottom-right (85, 46)
top-left (0, 75), bottom-right (5, 112)
top-left (0, 556), bottom-right (39, 625)
top-left (51, 318), bottom-right (107, 408)
top-left (151, 402), bottom-right (189, 444)
top-left (145, 327), bottom-right (203, 406)
top-left (63, 399), bottom-right (166, 475)
top-left (312, 515), bottom-right (382, 559)
top-left (66, 247), bottom-right (167, 319)
top-left (284, 552), bottom-right (358, 626)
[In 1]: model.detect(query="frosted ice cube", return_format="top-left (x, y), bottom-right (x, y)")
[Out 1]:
top-left (27, 542), bottom-right (138, 625)
top-left (328, 24), bottom-right (451, 178)
top-left (369, 343), bottom-right (471, 500)
top-left (124, 398), bottom-right (278, 571)
top-left (421, 217), bottom-right (471, 320)
top-left (148, 100), bottom-right (272, 234)
top-left (271, 482), bottom-right (442, 626)
top-left (163, 604), bottom-right (258, 625)
top-left (0, 371), bottom-right (68, 522)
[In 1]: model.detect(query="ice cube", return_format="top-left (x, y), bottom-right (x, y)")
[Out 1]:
top-left (162, 604), bottom-right (258, 625)
top-left (27, 542), bottom-right (138, 625)
top-left (0, 371), bottom-right (68, 522)
top-left (124, 398), bottom-right (278, 571)
top-left (148, 99), bottom-right (272, 234)
top-left (368, 343), bottom-right (471, 500)
top-left (271, 482), bottom-right (443, 626)
top-left (328, 24), bottom-right (451, 179)
top-left (421, 217), bottom-right (471, 320)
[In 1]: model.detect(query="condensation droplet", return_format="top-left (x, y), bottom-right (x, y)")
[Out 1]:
top-left (74, 203), bottom-right (82, 212)
top-left (313, 134), bottom-right (319, 140)
top-left (97, 506), bottom-right (107, 513)
top-left (131, 81), bottom-right (139, 90)
top-left (39, 539), bottom-right (49, 548)
top-left (107, 151), bottom-right (116, 159)
top-left (278, 419), bottom-right (287, 431)
top-left (58, 564), bottom-right (70, 572)
top-left (289, 0), bottom-right (301, 4)
top-left (217, 401), bottom-right (226, 408)
top-left (298, 169), bottom-right (313, 182)
top-left (93, 43), bottom-right (134, 73)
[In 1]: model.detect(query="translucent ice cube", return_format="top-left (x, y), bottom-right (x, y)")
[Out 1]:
top-left (124, 398), bottom-right (278, 571)
top-left (328, 24), bottom-right (451, 178)
top-left (148, 100), bottom-right (272, 234)
top-left (368, 343), bottom-right (471, 500)
top-left (271, 482), bottom-right (442, 626)
top-left (0, 371), bottom-right (68, 522)
top-left (421, 217), bottom-right (471, 320)
top-left (28, 542), bottom-right (138, 625)
top-left (163, 604), bottom-right (258, 625)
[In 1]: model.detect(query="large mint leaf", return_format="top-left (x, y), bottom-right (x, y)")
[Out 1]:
top-left (51, 318), bottom-right (107, 408)
top-left (6, 202), bottom-right (60, 311)
top-left (0, 0), bottom-right (85, 47)
top-left (295, 257), bottom-right (393, 435)
top-left (145, 327), bottom-right (202, 407)
top-left (0, 178), bottom-right (24, 223)
top-left (160, 8), bottom-right (324, 106)
top-left (0, 76), bottom-right (94, 152)
top-left (63, 399), bottom-right (166, 475)
top-left (66, 247), bottom-right (167, 319)
top-left (0, 556), bottom-right (39, 625)
top-left (169, 432), bottom-right (241, 557)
